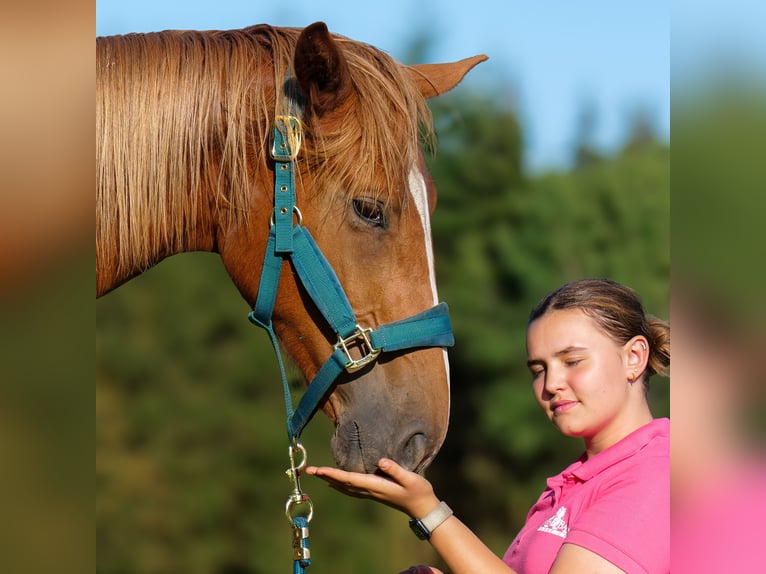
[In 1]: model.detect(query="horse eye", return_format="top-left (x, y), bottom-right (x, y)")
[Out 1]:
top-left (352, 198), bottom-right (386, 227)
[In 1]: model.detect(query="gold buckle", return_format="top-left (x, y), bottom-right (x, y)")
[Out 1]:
top-left (270, 115), bottom-right (303, 161)
top-left (335, 325), bottom-right (381, 372)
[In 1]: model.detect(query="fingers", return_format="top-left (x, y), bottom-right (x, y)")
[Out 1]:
top-left (305, 461), bottom-right (405, 489)
top-left (304, 465), bottom-right (353, 481)
top-left (304, 460), bottom-right (436, 516)
top-left (304, 465), bottom-right (397, 498)
top-left (305, 465), bottom-right (386, 486)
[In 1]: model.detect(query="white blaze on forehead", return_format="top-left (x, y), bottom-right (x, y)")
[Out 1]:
top-left (408, 165), bottom-right (439, 305)
top-left (408, 164), bottom-right (451, 395)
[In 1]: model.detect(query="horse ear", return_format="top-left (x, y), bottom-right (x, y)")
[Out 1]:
top-left (406, 55), bottom-right (488, 99)
top-left (294, 22), bottom-right (352, 117)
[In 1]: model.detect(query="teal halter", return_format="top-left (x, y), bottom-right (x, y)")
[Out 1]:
top-left (250, 112), bottom-right (454, 574)
top-left (248, 115), bottom-right (455, 443)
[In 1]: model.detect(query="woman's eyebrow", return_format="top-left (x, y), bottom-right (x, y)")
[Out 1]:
top-left (555, 345), bottom-right (587, 357)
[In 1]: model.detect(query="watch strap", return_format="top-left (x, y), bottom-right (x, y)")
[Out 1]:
top-left (409, 501), bottom-right (453, 540)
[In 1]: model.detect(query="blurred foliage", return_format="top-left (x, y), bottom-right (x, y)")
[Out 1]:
top-left (672, 81), bottom-right (766, 324)
top-left (97, 90), bottom-right (668, 573)
top-left (1, 253), bottom-right (92, 574)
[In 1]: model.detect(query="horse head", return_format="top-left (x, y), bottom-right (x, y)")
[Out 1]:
top-left (219, 23), bottom-right (484, 473)
top-left (96, 22), bottom-right (485, 474)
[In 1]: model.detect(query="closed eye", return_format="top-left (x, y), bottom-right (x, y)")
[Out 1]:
top-left (529, 367), bottom-right (544, 380)
top-left (352, 198), bottom-right (387, 228)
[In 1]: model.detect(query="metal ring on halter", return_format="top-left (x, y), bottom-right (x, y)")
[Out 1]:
top-left (269, 205), bottom-right (303, 227)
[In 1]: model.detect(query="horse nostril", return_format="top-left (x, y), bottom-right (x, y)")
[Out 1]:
top-left (399, 432), bottom-right (429, 472)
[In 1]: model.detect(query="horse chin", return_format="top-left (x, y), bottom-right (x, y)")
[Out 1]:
top-left (330, 422), bottom-right (370, 473)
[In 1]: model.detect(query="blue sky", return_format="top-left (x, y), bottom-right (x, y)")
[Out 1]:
top-left (673, 0), bottom-right (766, 91)
top-left (96, 0), bottom-right (670, 173)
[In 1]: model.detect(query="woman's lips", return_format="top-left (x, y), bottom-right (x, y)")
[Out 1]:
top-left (551, 400), bottom-right (578, 414)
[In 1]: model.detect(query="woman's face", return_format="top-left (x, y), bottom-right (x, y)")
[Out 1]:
top-left (526, 308), bottom-right (638, 446)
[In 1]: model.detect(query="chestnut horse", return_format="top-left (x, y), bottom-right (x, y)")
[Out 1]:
top-left (96, 22), bottom-right (485, 474)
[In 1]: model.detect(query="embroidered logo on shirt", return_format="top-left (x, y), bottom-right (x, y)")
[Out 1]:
top-left (537, 506), bottom-right (569, 538)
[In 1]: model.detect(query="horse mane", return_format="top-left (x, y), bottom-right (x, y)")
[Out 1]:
top-left (96, 24), bottom-right (434, 276)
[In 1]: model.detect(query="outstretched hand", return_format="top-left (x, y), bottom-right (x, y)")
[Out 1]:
top-left (304, 457), bottom-right (440, 519)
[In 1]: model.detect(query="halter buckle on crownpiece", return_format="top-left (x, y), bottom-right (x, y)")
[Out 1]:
top-left (335, 325), bottom-right (381, 372)
top-left (270, 115), bottom-right (303, 161)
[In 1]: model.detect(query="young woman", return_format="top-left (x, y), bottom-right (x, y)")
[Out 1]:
top-left (306, 278), bottom-right (670, 573)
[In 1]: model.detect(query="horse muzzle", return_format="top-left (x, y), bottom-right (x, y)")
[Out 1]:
top-left (331, 416), bottom-right (438, 474)
top-left (327, 352), bottom-right (449, 474)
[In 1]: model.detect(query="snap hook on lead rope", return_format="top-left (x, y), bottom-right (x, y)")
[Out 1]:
top-left (285, 441), bottom-right (314, 524)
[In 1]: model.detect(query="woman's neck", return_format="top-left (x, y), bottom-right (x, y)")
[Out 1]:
top-left (584, 403), bottom-right (654, 458)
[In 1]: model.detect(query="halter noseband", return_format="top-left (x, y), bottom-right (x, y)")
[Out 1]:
top-left (248, 114), bottom-right (455, 443)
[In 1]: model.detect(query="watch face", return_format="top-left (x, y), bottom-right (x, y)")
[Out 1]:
top-left (409, 519), bottom-right (429, 540)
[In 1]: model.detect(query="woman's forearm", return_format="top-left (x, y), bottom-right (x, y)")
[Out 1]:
top-left (304, 460), bottom-right (518, 573)
top-left (427, 515), bottom-right (517, 574)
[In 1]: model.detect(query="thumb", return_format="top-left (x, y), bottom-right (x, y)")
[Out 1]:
top-left (377, 457), bottom-right (407, 479)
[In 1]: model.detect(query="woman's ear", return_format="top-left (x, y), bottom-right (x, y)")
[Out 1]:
top-left (625, 336), bottom-right (650, 382)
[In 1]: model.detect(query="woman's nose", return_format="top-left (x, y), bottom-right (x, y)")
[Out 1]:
top-left (543, 367), bottom-right (567, 394)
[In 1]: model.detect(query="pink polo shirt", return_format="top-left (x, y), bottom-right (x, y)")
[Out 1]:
top-left (503, 418), bottom-right (669, 574)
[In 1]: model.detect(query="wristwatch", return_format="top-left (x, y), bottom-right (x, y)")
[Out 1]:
top-left (408, 501), bottom-right (453, 540)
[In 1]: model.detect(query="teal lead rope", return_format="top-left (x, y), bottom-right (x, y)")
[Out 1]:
top-left (292, 516), bottom-right (311, 574)
top-left (250, 113), bottom-right (455, 573)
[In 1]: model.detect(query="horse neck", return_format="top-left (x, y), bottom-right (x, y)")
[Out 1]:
top-left (95, 122), bottom-right (225, 297)
top-left (96, 29), bottom-right (286, 297)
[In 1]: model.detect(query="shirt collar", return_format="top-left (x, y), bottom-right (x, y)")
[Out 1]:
top-left (567, 418), bottom-right (670, 482)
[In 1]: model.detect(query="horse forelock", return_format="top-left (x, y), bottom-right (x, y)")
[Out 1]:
top-left (96, 25), bottom-right (433, 276)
